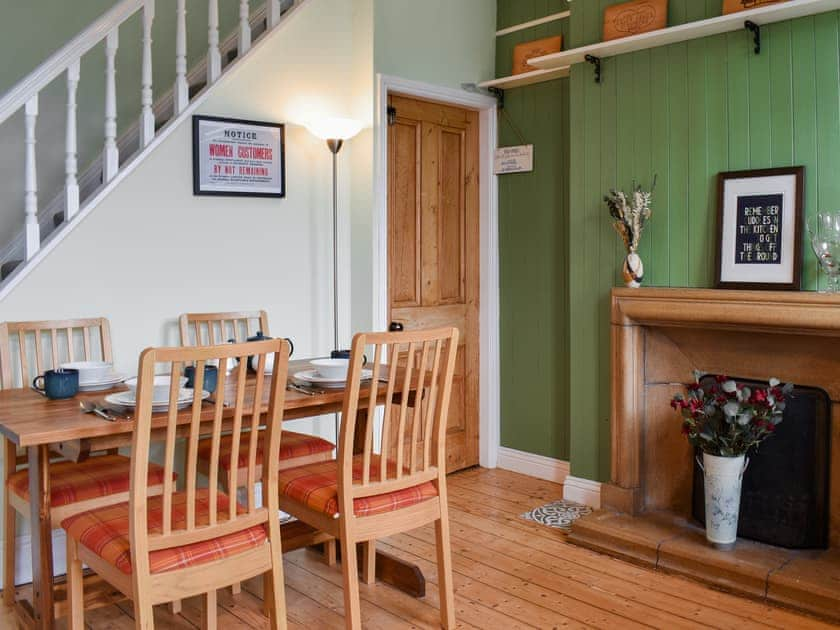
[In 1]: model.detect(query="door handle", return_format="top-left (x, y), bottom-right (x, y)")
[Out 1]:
top-left (389, 321), bottom-right (404, 332)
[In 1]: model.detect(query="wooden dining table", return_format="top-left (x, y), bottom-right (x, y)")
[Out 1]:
top-left (0, 359), bottom-right (426, 629)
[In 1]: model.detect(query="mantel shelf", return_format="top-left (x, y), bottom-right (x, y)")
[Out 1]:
top-left (477, 66), bottom-right (570, 90)
top-left (529, 0), bottom-right (840, 69)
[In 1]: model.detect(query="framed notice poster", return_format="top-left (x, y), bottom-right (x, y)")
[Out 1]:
top-left (715, 166), bottom-right (804, 290)
top-left (192, 115), bottom-right (285, 197)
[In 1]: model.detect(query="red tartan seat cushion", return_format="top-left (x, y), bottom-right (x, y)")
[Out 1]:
top-left (7, 454), bottom-right (167, 508)
top-left (61, 489), bottom-right (267, 575)
top-left (279, 455), bottom-right (438, 519)
top-left (196, 430), bottom-right (334, 471)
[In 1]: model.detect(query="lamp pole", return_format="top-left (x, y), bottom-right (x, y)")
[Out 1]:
top-left (327, 138), bottom-right (343, 353)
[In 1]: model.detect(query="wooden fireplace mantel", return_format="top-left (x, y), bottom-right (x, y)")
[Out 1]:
top-left (612, 287), bottom-right (840, 333)
top-left (606, 287), bottom-right (840, 533)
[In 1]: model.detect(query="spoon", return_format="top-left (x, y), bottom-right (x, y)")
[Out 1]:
top-left (79, 400), bottom-right (115, 421)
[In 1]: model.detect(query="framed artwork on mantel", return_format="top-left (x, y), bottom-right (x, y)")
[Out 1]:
top-left (715, 166), bottom-right (804, 290)
top-left (192, 115), bottom-right (285, 197)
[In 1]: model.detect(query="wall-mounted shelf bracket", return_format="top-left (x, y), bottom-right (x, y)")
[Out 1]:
top-left (745, 20), bottom-right (761, 54)
top-left (488, 86), bottom-right (505, 109)
top-left (585, 55), bottom-right (602, 83)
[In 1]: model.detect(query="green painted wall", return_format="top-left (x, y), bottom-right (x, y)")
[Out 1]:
top-left (497, 0), bottom-right (570, 460)
top-left (567, 2), bottom-right (840, 481)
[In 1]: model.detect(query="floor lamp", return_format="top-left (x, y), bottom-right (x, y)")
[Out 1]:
top-left (306, 117), bottom-right (362, 436)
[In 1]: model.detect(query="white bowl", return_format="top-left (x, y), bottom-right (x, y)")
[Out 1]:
top-left (124, 375), bottom-right (188, 402)
top-left (310, 358), bottom-right (350, 380)
top-left (60, 360), bottom-right (113, 383)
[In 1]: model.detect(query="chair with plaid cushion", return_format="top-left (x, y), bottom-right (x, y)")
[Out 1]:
top-left (278, 327), bottom-right (460, 629)
top-left (62, 339), bottom-right (290, 629)
top-left (0, 318), bottom-right (169, 606)
top-left (179, 311), bottom-right (334, 490)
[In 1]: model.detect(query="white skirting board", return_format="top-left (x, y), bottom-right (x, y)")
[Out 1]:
top-left (562, 475), bottom-right (602, 509)
top-left (0, 530), bottom-right (68, 589)
top-left (496, 446), bottom-right (570, 484)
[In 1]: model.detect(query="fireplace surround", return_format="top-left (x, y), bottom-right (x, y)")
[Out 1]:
top-left (568, 288), bottom-right (840, 621)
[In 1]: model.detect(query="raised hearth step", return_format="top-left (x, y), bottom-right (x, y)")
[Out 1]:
top-left (568, 510), bottom-right (840, 624)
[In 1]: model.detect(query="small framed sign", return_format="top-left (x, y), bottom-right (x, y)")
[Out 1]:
top-left (715, 166), bottom-right (804, 290)
top-left (192, 115), bottom-right (285, 197)
top-left (494, 145), bottom-right (534, 175)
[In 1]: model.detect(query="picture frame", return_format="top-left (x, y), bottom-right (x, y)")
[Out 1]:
top-left (192, 115), bottom-right (285, 198)
top-left (715, 166), bottom-right (804, 290)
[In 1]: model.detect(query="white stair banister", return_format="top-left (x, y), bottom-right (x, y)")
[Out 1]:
top-left (103, 28), bottom-right (119, 183)
top-left (65, 61), bottom-right (81, 220)
top-left (239, 0), bottom-right (252, 56)
top-left (24, 95), bottom-right (39, 260)
top-left (139, 0), bottom-right (155, 148)
top-left (207, 0), bottom-right (221, 85)
top-left (174, 0), bottom-right (188, 115)
top-left (267, 0), bottom-right (282, 28)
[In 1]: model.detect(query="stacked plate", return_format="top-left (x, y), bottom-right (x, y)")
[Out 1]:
top-left (60, 361), bottom-right (126, 392)
top-left (104, 388), bottom-right (209, 412)
top-left (294, 368), bottom-right (373, 388)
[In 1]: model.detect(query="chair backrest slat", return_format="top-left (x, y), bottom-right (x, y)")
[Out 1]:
top-left (129, 340), bottom-right (289, 564)
top-left (338, 327), bottom-right (458, 509)
top-left (0, 318), bottom-right (113, 390)
top-left (179, 310), bottom-right (269, 347)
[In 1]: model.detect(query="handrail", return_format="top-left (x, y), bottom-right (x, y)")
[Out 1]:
top-left (0, 0), bottom-right (143, 125)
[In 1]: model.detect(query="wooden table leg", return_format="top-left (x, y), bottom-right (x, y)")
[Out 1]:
top-left (28, 444), bottom-right (53, 630)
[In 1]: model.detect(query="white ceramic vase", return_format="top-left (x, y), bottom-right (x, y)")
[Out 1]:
top-left (699, 452), bottom-right (748, 549)
top-left (622, 252), bottom-right (644, 288)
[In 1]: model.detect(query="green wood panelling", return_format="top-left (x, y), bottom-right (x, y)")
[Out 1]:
top-left (568, 3), bottom-right (840, 480)
top-left (497, 0), bottom-right (571, 460)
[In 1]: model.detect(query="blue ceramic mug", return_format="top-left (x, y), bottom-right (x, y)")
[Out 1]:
top-left (32, 368), bottom-right (79, 400)
top-left (184, 365), bottom-right (218, 393)
top-left (331, 349), bottom-right (368, 364)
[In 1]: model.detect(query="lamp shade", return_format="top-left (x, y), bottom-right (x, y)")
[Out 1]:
top-left (305, 117), bottom-right (363, 141)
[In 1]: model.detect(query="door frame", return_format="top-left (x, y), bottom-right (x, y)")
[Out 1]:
top-left (372, 73), bottom-right (499, 468)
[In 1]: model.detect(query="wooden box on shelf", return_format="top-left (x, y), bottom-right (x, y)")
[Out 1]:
top-left (603, 0), bottom-right (668, 42)
top-left (722, 0), bottom-right (789, 14)
top-left (512, 35), bottom-right (563, 74)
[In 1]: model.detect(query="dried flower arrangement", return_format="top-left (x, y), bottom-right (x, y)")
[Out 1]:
top-left (605, 178), bottom-right (656, 287)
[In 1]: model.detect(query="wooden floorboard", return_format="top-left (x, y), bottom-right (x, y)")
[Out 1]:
top-left (0, 468), bottom-right (835, 629)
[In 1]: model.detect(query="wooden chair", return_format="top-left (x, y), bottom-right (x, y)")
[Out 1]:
top-left (179, 311), bottom-right (335, 491)
top-left (0, 318), bottom-right (168, 606)
top-left (278, 327), bottom-right (459, 629)
top-left (62, 339), bottom-right (290, 629)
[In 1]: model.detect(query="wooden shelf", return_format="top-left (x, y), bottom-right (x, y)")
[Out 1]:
top-left (496, 10), bottom-right (570, 37)
top-left (478, 66), bottom-right (570, 90)
top-left (529, 0), bottom-right (840, 69)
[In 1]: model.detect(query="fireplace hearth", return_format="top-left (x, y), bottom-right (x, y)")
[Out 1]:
top-left (692, 378), bottom-right (831, 550)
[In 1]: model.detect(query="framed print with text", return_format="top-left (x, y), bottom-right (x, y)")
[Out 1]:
top-left (192, 115), bottom-right (285, 197)
top-left (715, 166), bottom-right (804, 290)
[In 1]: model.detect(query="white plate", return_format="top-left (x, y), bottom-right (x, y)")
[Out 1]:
top-left (294, 368), bottom-right (373, 388)
top-left (78, 373), bottom-right (127, 392)
top-left (105, 388), bottom-right (209, 411)
top-left (60, 360), bottom-right (113, 382)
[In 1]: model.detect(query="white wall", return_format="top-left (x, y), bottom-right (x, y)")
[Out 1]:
top-left (0, 0), bottom-right (371, 585)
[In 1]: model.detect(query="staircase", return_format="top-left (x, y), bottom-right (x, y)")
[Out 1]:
top-left (0, 0), bottom-right (297, 285)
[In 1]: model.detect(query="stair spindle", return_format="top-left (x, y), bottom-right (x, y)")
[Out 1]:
top-left (24, 95), bottom-right (39, 260)
top-left (238, 0), bottom-right (252, 56)
top-left (103, 28), bottom-right (119, 183)
top-left (267, 0), bottom-right (282, 28)
top-left (174, 0), bottom-right (188, 115)
top-left (207, 0), bottom-right (221, 85)
top-left (65, 61), bottom-right (80, 220)
top-left (139, 0), bottom-right (155, 148)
